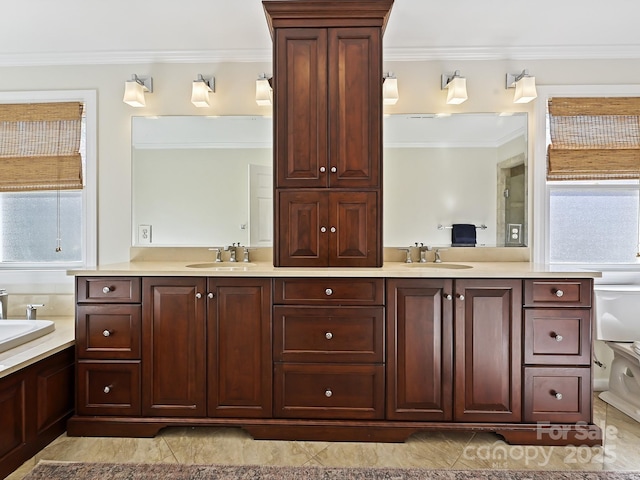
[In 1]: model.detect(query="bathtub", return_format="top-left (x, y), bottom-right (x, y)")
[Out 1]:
top-left (0, 320), bottom-right (56, 353)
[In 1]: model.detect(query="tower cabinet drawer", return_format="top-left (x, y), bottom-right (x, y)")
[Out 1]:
top-left (274, 278), bottom-right (384, 305)
top-left (274, 363), bottom-right (384, 419)
top-left (273, 306), bottom-right (384, 363)
top-left (523, 279), bottom-right (591, 307)
top-left (76, 305), bottom-right (142, 359)
top-left (76, 361), bottom-right (141, 416)
top-left (523, 309), bottom-right (591, 365)
top-left (77, 277), bottom-right (142, 304)
top-left (523, 367), bottom-right (591, 423)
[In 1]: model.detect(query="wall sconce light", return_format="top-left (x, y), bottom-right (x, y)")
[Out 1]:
top-left (441, 70), bottom-right (467, 105)
top-left (382, 72), bottom-right (399, 105)
top-left (123, 74), bottom-right (153, 107)
top-left (191, 74), bottom-right (215, 107)
top-left (506, 70), bottom-right (537, 103)
top-left (256, 73), bottom-right (273, 106)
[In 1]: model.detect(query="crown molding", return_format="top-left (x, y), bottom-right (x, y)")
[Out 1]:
top-left (2, 44), bottom-right (640, 67)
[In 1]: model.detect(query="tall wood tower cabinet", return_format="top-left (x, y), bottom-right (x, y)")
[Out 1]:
top-left (264, 0), bottom-right (394, 267)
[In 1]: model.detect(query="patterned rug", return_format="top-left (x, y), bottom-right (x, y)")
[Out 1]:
top-left (21, 462), bottom-right (640, 479)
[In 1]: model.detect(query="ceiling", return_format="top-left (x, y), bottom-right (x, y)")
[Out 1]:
top-left (2, 1), bottom-right (640, 66)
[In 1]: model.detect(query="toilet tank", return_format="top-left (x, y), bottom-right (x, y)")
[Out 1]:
top-left (594, 284), bottom-right (640, 341)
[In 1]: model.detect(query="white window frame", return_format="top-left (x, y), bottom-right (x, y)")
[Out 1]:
top-left (0, 90), bottom-right (97, 292)
top-left (533, 84), bottom-right (640, 266)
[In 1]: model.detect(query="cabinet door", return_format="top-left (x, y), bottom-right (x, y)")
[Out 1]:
top-left (207, 278), bottom-right (272, 418)
top-left (277, 190), bottom-right (329, 267)
top-left (142, 277), bottom-right (206, 417)
top-left (386, 279), bottom-right (453, 421)
top-left (0, 374), bottom-right (26, 462)
top-left (275, 28), bottom-right (328, 188)
top-left (454, 279), bottom-right (522, 422)
top-left (329, 191), bottom-right (380, 267)
top-left (328, 27), bottom-right (381, 189)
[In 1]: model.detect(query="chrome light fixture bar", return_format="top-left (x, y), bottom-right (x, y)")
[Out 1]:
top-left (123, 74), bottom-right (153, 107)
top-left (191, 74), bottom-right (215, 107)
top-left (506, 69), bottom-right (537, 103)
top-left (256, 73), bottom-right (273, 106)
top-left (382, 72), bottom-right (399, 105)
top-left (441, 70), bottom-right (467, 105)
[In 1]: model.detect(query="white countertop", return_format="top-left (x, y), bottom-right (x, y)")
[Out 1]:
top-left (69, 261), bottom-right (601, 279)
top-left (0, 317), bottom-right (75, 379)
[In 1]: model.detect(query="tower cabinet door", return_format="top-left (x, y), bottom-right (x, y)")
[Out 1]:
top-left (454, 279), bottom-right (522, 422)
top-left (328, 27), bottom-right (381, 189)
top-left (386, 279), bottom-right (453, 421)
top-left (274, 28), bottom-right (328, 188)
top-left (142, 277), bottom-right (206, 417)
top-left (277, 190), bottom-right (329, 267)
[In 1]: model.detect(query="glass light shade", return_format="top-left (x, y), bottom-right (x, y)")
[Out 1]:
top-left (123, 80), bottom-right (146, 107)
top-left (513, 76), bottom-right (537, 103)
top-left (446, 76), bottom-right (467, 105)
top-left (256, 78), bottom-right (272, 106)
top-left (383, 77), bottom-right (399, 105)
top-left (191, 80), bottom-right (211, 107)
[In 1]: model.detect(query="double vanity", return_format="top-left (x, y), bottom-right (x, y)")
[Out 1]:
top-left (66, 259), bottom-right (601, 446)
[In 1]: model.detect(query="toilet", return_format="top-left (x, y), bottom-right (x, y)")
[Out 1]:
top-left (594, 282), bottom-right (640, 422)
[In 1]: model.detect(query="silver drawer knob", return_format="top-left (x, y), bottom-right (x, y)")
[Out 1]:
top-left (325, 332), bottom-right (333, 340)
top-left (103, 385), bottom-right (112, 394)
top-left (330, 226), bottom-right (336, 233)
top-left (554, 289), bottom-right (564, 298)
top-left (103, 330), bottom-right (112, 337)
top-left (196, 292), bottom-right (202, 299)
top-left (208, 292), bottom-right (214, 299)
top-left (320, 166), bottom-right (326, 173)
top-left (457, 294), bottom-right (465, 301)
top-left (102, 286), bottom-right (111, 294)
top-left (330, 166), bottom-right (337, 173)
top-left (555, 392), bottom-right (563, 400)
top-left (325, 389), bottom-right (333, 398)
top-left (445, 294), bottom-right (452, 301)
top-left (554, 333), bottom-right (563, 342)
top-left (325, 288), bottom-right (333, 296)
top-left (320, 226), bottom-right (327, 233)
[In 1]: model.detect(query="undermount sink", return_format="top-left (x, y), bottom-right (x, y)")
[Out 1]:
top-left (185, 262), bottom-right (256, 270)
top-left (403, 262), bottom-right (472, 270)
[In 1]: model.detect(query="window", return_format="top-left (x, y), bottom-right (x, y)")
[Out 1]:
top-left (0, 91), bottom-right (96, 287)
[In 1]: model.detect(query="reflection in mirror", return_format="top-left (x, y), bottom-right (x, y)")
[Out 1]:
top-left (131, 113), bottom-right (527, 249)
top-left (131, 116), bottom-right (272, 247)
top-left (383, 113), bottom-right (528, 247)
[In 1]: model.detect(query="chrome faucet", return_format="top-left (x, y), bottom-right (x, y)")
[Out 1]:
top-left (418, 244), bottom-right (432, 263)
top-left (434, 249), bottom-right (443, 263)
top-left (26, 303), bottom-right (44, 320)
top-left (208, 247), bottom-right (223, 262)
top-left (0, 289), bottom-right (7, 319)
top-left (242, 246), bottom-right (251, 263)
top-left (398, 247), bottom-right (412, 263)
top-left (225, 244), bottom-right (238, 262)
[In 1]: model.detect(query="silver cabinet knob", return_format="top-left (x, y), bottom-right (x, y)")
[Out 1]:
top-left (102, 286), bottom-right (111, 294)
top-left (325, 288), bottom-right (333, 296)
top-left (196, 292), bottom-right (202, 299)
top-left (102, 330), bottom-right (112, 337)
top-left (325, 332), bottom-right (333, 340)
top-left (103, 385), bottom-right (112, 394)
top-left (555, 289), bottom-right (564, 298)
top-left (555, 392), bottom-right (563, 400)
top-left (457, 294), bottom-right (465, 301)
top-left (208, 292), bottom-right (214, 299)
top-left (325, 389), bottom-right (333, 398)
top-left (444, 294), bottom-right (452, 301)
top-left (330, 166), bottom-right (337, 173)
top-left (554, 333), bottom-right (563, 342)
top-left (330, 226), bottom-right (336, 233)
top-left (320, 226), bottom-right (327, 233)
top-left (320, 166), bottom-right (326, 173)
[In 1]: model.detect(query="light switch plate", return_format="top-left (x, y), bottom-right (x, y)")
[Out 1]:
top-left (138, 225), bottom-right (152, 245)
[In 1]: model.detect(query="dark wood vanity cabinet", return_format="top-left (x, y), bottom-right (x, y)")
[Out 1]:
top-left (266, 1), bottom-right (391, 267)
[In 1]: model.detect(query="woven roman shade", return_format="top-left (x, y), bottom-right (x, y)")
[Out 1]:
top-left (0, 102), bottom-right (84, 191)
top-left (547, 97), bottom-right (640, 180)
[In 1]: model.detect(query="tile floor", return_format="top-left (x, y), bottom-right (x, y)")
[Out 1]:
top-left (7, 395), bottom-right (640, 479)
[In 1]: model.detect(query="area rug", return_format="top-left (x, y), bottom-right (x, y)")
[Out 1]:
top-left (21, 462), bottom-right (640, 480)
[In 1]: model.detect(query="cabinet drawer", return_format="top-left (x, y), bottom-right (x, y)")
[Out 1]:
top-left (524, 309), bottom-right (591, 365)
top-left (274, 363), bottom-right (384, 419)
top-left (274, 278), bottom-right (384, 305)
top-left (273, 306), bottom-right (384, 363)
top-left (76, 361), bottom-right (141, 416)
top-left (77, 277), bottom-right (142, 304)
top-left (76, 305), bottom-right (142, 359)
top-left (524, 279), bottom-right (591, 307)
top-left (523, 367), bottom-right (591, 423)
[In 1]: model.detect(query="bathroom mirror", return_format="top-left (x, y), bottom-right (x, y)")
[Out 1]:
top-left (131, 113), bottom-right (527, 247)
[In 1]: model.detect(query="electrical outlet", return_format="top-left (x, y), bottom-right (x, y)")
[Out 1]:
top-left (507, 223), bottom-right (522, 245)
top-left (138, 225), bottom-right (152, 245)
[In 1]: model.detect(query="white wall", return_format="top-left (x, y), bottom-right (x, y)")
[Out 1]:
top-left (1, 58), bottom-right (640, 265)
